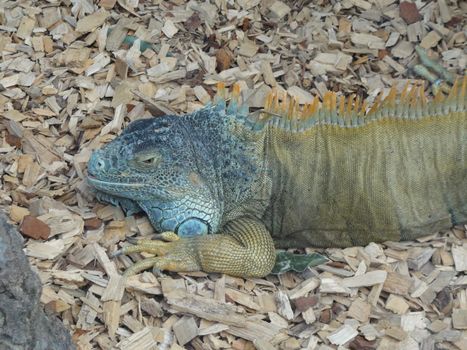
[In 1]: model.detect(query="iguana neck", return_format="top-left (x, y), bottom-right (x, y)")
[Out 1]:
top-left (184, 105), bottom-right (270, 222)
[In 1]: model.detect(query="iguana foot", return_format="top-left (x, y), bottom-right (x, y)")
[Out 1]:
top-left (414, 46), bottom-right (456, 94)
top-left (112, 232), bottom-right (199, 276)
top-left (112, 217), bottom-right (276, 278)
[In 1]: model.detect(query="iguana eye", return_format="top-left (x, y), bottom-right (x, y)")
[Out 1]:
top-left (142, 157), bottom-right (156, 164)
top-left (135, 153), bottom-right (161, 166)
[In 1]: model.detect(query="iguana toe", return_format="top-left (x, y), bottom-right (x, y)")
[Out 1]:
top-left (116, 238), bottom-right (202, 276)
top-left (113, 240), bottom-right (173, 257)
top-left (122, 255), bottom-right (201, 277)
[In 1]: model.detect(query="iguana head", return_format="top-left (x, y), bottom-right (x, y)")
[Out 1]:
top-left (87, 115), bottom-right (221, 237)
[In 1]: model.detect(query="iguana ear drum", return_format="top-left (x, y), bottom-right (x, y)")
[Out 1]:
top-left (176, 218), bottom-right (211, 237)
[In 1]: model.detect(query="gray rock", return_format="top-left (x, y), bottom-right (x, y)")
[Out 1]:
top-left (0, 213), bottom-right (75, 350)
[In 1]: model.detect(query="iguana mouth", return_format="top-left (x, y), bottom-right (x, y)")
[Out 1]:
top-left (88, 175), bottom-right (145, 192)
top-left (87, 176), bottom-right (187, 199)
top-left (87, 176), bottom-right (145, 188)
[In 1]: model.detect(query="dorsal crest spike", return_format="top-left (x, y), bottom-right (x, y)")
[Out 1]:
top-left (354, 96), bottom-right (361, 114)
top-left (419, 82), bottom-right (427, 106)
top-left (264, 91), bottom-right (273, 112)
top-left (232, 83), bottom-right (241, 99)
top-left (339, 95), bottom-right (346, 117)
top-left (236, 77), bottom-right (465, 131)
top-left (323, 92), bottom-right (331, 110)
top-left (384, 86), bottom-right (397, 107)
top-left (287, 97), bottom-right (296, 119)
top-left (281, 92), bottom-right (288, 113)
top-left (273, 90), bottom-right (280, 112)
top-left (323, 92), bottom-right (337, 112)
top-left (213, 82), bottom-right (227, 105)
top-left (368, 91), bottom-right (383, 116)
top-left (400, 81), bottom-right (411, 102)
top-left (462, 76), bottom-right (467, 99)
top-left (447, 78), bottom-right (459, 101)
top-left (359, 100), bottom-right (367, 116)
top-left (459, 75), bottom-right (466, 110)
top-left (434, 89), bottom-right (445, 104)
top-left (302, 102), bottom-right (310, 119)
top-left (310, 96), bottom-right (319, 116)
top-left (346, 94), bottom-right (355, 116)
top-left (217, 82), bottom-right (226, 97)
top-left (307, 103), bottom-right (314, 120)
top-left (408, 85), bottom-right (418, 104)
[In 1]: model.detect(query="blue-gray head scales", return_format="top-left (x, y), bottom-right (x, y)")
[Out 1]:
top-left (87, 90), bottom-right (268, 237)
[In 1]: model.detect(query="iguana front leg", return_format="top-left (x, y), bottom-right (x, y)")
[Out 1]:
top-left (113, 217), bottom-right (276, 278)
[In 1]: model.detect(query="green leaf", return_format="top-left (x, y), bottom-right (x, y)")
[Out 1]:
top-left (271, 252), bottom-right (328, 274)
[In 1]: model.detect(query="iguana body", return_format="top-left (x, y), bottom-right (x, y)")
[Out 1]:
top-left (265, 102), bottom-right (466, 248)
top-left (88, 77), bottom-right (466, 278)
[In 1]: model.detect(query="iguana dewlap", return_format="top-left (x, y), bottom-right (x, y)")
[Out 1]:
top-left (88, 78), bottom-right (466, 278)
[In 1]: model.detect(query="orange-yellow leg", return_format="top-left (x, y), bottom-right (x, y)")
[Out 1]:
top-left (111, 217), bottom-right (276, 278)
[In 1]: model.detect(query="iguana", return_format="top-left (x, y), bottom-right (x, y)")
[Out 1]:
top-left (87, 61), bottom-right (466, 278)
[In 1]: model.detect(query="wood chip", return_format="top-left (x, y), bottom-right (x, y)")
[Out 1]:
top-left (76, 9), bottom-right (110, 33)
top-left (392, 41), bottom-right (414, 58)
top-left (385, 294), bottom-right (410, 315)
top-left (420, 31), bottom-right (442, 49)
top-left (399, 2), bottom-right (421, 25)
top-left (238, 39), bottom-right (258, 57)
top-left (20, 215), bottom-right (51, 240)
top-left (288, 278), bottom-right (320, 299)
top-left (17, 17), bottom-right (36, 40)
top-left (216, 48), bottom-right (232, 72)
top-left (226, 288), bottom-right (261, 310)
top-left (351, 33), bottom-right (385, 49)
top-left (342, 270), bottom-right (387, 288)
top-left (385, 326), bottom-right (408, 341)
top-left (269, 1), bottom-right (291, 19)
top-left (116, 327), bottom-right (157, 349)
top-left (327, 324), bottom-right (358, 345)
top-left (348, 298), bottom-right (371, 322)
top-left (173, 316), bottom-right (199, 345)
top-left (438, 0), bottom-right (452, 23)
top-left (320, 277), bottom-right (351, 294)
top-left (383, 271), bottom-right (412, 295)
top-left (162, 20), bottom-right (178, 38)
top-left (452, 245), bottom-right (467, 271)
top-left (302, 307), bottom-right (316, 324)
top-left (287, 86), bottom-right (314, 104)
top-left (10, 205), bottom-right (30, 223)
top-left (452, 309), bottom-right (467, 329)
top-left (275, 290), bottom-right (294, 320)
top-left (166, 291), bottom-right (247, 327)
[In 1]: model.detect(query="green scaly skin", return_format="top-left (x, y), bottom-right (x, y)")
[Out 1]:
top-left (88, 62), bottom-right (466, 278)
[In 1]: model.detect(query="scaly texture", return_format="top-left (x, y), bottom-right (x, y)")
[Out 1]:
top-left (88, 74), bottom-right (466, 277)
top-left (117, 217), bottom-right (275, 278)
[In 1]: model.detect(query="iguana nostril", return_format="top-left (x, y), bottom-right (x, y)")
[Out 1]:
top-left (89, 152), bottom-right (107, 175)
top-left (97, 159), bottom-right (106, 170)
